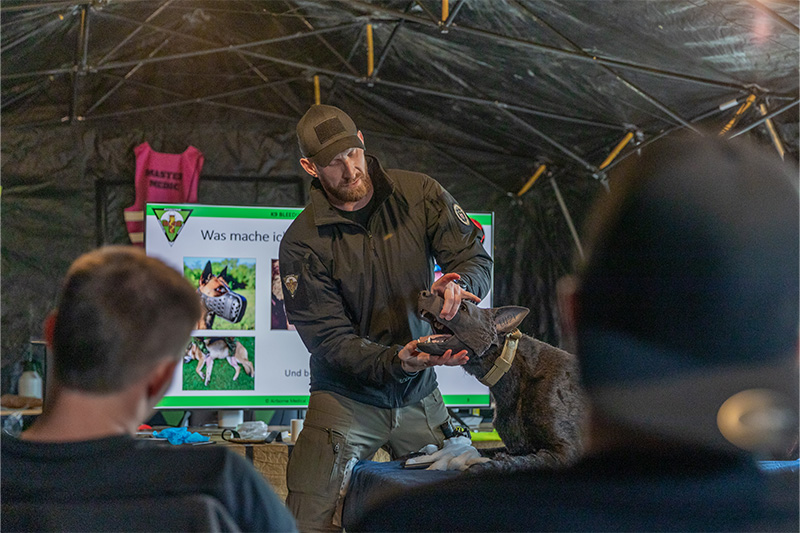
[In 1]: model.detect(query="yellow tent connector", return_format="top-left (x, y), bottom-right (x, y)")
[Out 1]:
top-left (598, 132), bottom-right (634, 170)
top-left (759, 103), bottom-right (785, 160)
top-left (313, 75), bottom-right (320, 105)
top-left (442, 0), bottom-right (449, 22)
top-left (719, 94), bottom-right (756, 136)
top-left (366, 24), bottom-right (374, 77)
top-left (517, 164), bottom-right (546, 197)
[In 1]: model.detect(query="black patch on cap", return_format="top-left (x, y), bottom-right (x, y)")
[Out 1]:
top-left (315, 117), bottom-right (346, 144)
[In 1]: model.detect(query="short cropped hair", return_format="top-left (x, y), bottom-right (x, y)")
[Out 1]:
top-left (52, 246), bottom-right (201, 393)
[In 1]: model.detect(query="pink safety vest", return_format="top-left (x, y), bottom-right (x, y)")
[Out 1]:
top-left (124, 142), bottom-right (204, 246)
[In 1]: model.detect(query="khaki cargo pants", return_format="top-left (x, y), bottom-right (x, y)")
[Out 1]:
top-left (286, 389), bottom-right (450, 533)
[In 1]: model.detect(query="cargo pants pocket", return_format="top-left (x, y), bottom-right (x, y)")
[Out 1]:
top-left (286, 421), bottom-right (347, 531)
top-left (421, 388), bottom-right (450, 440)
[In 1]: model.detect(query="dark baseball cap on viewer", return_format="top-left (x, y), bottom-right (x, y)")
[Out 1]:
top-left (575, 133), bottom-right (799, 455)
top-left (297, 105), bottom-right (365, 167)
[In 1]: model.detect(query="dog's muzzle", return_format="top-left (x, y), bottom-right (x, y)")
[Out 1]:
top-left (200, 291), bottom-right (247, 323)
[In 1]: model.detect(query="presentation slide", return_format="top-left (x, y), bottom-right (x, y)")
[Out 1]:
top-left (145, 203), bottom-right (493, 409)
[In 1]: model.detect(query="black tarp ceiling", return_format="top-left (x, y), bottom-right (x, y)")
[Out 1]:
top-left (1, 0), bottom-right (798, 378)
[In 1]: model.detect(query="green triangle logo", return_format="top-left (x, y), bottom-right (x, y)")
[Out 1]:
top-left (152, 208), bottom-right (193, 245)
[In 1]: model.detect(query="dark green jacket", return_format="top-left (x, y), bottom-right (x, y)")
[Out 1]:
top-left (279, 155), bottom-right (492, 408)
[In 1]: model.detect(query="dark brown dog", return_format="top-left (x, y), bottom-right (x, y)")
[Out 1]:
top-left (418, 290), bottom-right (586, 469)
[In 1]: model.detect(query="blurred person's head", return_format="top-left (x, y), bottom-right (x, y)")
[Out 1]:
top-left (47, 246), bottom-right (201, 396)
top-left (570, 133), bottom-right (799, 456)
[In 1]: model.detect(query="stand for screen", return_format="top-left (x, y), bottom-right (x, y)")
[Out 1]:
top-left (218, 409), bottom-right (244, 428)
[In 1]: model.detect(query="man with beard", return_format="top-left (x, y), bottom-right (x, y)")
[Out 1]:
top-left (278, 104), bottom-right (492, 532)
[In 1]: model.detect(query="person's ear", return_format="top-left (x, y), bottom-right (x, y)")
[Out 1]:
top-left (146, 358), bottom-right (179, 403)
top-left (556, 275), bottom-right (579, 354)
top-left (43, 311), bottom-right (57, 347)
top-left (299, 158), bottom-right (318, 177)
top-left (357, 130), bottom-right (365, 146)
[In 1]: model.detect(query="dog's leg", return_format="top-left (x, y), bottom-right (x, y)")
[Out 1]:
top-left (196, 354), bottom-right (206, 380)
top-left (226, 356), bottom-right (241, 381)
top-left (234, 344), bottom-right (254, 377)
top-left (204, 357), bottom-right (214, 386)
top-left (470, 449), bottom-right (566, 473)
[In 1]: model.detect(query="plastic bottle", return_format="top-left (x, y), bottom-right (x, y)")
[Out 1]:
top-left (18, 360), bottom-right (43, 399)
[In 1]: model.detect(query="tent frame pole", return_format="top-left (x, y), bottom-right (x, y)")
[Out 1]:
top-left (499, 108), bottom-right (597, 172)
top-left (512, 0), bottom-right (699, 133)
top-left (69, 4), bottom-right (90, 124)
top-left (730, 100), bottom-right (799, 139)
top-left (338, 0), bottom-right (754, 92)
top-left (550, 177), bottom-right (585, 261)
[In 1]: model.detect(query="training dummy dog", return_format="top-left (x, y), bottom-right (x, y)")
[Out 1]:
top-left (418, 290), bottom-right (586, 469)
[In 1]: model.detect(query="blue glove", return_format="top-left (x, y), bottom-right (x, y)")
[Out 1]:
top-left (152, 427), bottom-right (210, 445)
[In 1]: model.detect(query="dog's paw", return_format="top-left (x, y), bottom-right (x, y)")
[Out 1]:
top-left (469, 450), bottom-right (568, 474)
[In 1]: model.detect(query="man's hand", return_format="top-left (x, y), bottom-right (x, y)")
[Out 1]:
top-left (398, 337), bottom-right (469, 373)
top-left (431, 272), bottom-right (481, 321)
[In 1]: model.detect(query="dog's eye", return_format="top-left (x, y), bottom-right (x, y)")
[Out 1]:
top-left (460, 303), bottom-right (468, 312)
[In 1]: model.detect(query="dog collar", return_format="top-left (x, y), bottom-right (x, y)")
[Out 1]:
top-left (479, 329), bottom-right (522, 387)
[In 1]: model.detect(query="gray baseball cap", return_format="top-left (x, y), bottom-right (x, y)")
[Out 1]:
top-left (296, 104), bottom-right (365, 167)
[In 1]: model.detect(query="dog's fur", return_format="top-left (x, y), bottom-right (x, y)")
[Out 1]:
top-left (185, 343), bottom-right (207, 381)
top-left (184, 337), bottom-right (254, 386)
top-left (195, 262), bottom-right (235, 330)
top-left (418, 290), bottom-right (586, 469)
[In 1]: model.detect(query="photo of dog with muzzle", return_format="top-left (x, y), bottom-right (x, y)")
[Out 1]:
top-left (181, 258), bottom-right (256, 390)
top-left (185, 258), bottom-right (255, 331)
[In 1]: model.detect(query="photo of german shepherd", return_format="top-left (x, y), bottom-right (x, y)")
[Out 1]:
top-left (184, 258), bottom-right (255, 331)
top-left (183, 336), bottom-right (255, 391)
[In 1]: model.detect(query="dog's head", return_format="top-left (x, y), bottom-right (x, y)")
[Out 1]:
top-left (197, 261), bottom-right (247, 323)
top-left (198, 262), bottom-right (233, 296)
top-left (185, 342), bottom-right (203, 363)
top-left (417, 290), bottom-right (529, 358)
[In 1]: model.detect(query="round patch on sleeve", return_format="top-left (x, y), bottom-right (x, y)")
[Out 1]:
top-left (453, 204), bottom-right (470, 226)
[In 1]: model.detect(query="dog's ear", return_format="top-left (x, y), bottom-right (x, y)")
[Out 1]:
top-left (201, 261), bottom-right (214, 283)
top-left (219, 266), bottom-right (228, 279)
top-left (494, 306), bottom-right (529, 333)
